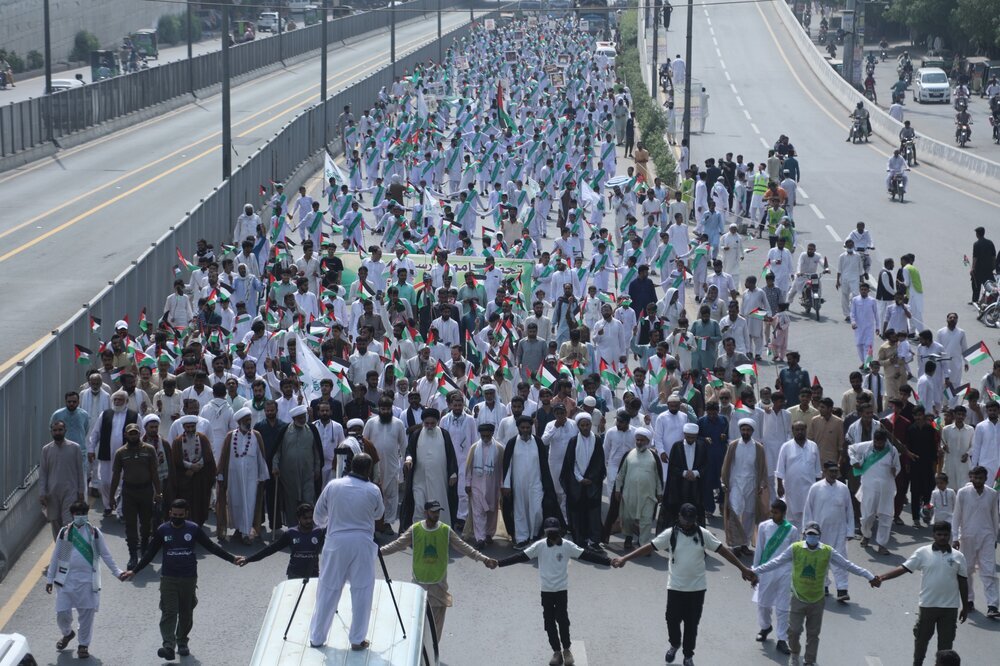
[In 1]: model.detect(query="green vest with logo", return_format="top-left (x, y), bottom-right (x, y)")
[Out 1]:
top-left (791, 542), bottom-right (833, 603)
top-left (412, 522), bottom-right (450, 584)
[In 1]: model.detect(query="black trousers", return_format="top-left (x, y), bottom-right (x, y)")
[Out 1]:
top-left (912, 607), bottom-right (957, 665)
top-left (567, 494), bottom-right (602, 547)
top-left (972, 272), bottom-right (991, 302)
top-left (122, 485), bottom-right (153, 553)
top-left (910, 463), bottom-right (935, 522)
top-left (666, 589), bottom-right (706, 658)
top-left (540, 590), bottom-right (571, 652)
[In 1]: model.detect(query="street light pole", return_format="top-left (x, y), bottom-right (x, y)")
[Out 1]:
top-left (438, 0), bottom-right (443, 63)
top-left (651, 2), bottom-right (659, 99)
top-left (681, 0), bottom-right (693, 150)
top-left (186, 1), bottom-right (194, 94)
top-left (222, 3), bottom-right (232, 179)
top-left (322, 0), bottom-right (329, 147)
top-left (391, 2), bottom-right (397, 78)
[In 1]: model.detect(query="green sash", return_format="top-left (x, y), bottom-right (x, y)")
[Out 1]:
top-left (345, 212), bottom-right (363, 236)
top-left (446, 148), bottom-right (461, 172)
top-left (68, 525), bottom-right (95, 567)
top-left (760, 520), bottom-right (792, 564)
top-left (308, 211), bottom-right (324, 235)
top-left (853, 444), bottom-right (891, 477)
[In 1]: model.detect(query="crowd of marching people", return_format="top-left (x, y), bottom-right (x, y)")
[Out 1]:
top-left (32, 14), bottom-right (997, 666)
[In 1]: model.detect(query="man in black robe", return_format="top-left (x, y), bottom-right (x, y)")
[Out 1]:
top-left (560, 412), bottom-right (606, 551)
top-left (658, 422), bottom-right (708, 530)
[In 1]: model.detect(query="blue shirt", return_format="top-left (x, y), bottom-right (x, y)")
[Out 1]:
top-left (134, 521), bottom-right (235, 577)
top-left (51, 407), bottom-right (90, 451)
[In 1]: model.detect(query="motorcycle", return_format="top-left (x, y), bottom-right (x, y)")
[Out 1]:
top-left (957, 122), bottom-right (971, 147)
top-left (818, 26), bottom-right (827, 44)
top-left (891, 89), bottom-right (906, 104)
top-left (800, 274), bottom-right (823, 320)
top-left (850, 117), bottom-right (868, 143)
top-left (826, 42), bottom-right (837, 59)
top-left (888, 171), bottom-right (906, 202)
top-left (954, 96), bottom-right (968, 113)
top-left (880, 48), bottom-right (888, 62)
top-left (976, 279), bottom-right (1000, 327)
top-left (902, 139), bottom-right (916, 166)
top-left (864, 87), bottom-right (877, 102)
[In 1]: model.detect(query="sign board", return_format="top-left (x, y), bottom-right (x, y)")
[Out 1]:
top-left (579, 19), bottom-right (589, 32)
top-left (842, 12), bottom-right (854, 33)
top-left (504, 50), bottom-right (518, 63)
top-left (556, 54), bottom-right (570, 67)
top-left (485, 18), bottom-right (496, 31)
top-left (549, 71), bottom-right (566, 88)
top-left (512, 31), bottom-right (524, 41)
top-left (455, 55), bottom-right (469, 70)
top-left (527, 16), bottom-right (537, 26)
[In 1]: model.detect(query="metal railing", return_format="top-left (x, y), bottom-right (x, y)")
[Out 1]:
top-left (0, 5), bottom-right (493, 511)
top-left (0, 0), bottom-right (462, 158)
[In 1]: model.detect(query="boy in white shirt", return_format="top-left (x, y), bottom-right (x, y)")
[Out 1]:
top-left (498, 517), bottom-right (611, 666)
top-left (930, 473), bottom-right (957, 525)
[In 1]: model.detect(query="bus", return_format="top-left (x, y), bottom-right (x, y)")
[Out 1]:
top-left (577, 0), bottom-right (613, 35)
top-left (250, 579), bottom-right (439, 666)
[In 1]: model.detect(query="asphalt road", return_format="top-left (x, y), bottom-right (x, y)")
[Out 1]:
top-left (0, 10), bottom-right (480, 373)
top-left (0, 36), bottom-right (224, 104)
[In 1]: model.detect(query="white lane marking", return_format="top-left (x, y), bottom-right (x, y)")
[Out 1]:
top-left (710, 26), bottom-right (715, 36)
top-left (827, 221), bottom-right (842, 239)
top-left (743, 109), bottom-right (752, 120)
top-left (730, 82), bottom-right (738, 93)
top-left (865, 658), bottom-right (883, 666)
top-left (798, 186), bottom-right (809, 199)
top-left (736, 95), bottom-right (744, 106)
top-left (719, 58), bottom-right (726, 69)
top-left (575, 641), bottom-right (590, 666)
top-left (750, 122), bottom-right (761, 134)
top-left (716, 47), bottom-right (722, 57)
top-left (724, 70), bottom-right (731, 81)
top-left (713, 37), bottom-right (719, 47)
top-left (759, 137), bottom-right (770, 148)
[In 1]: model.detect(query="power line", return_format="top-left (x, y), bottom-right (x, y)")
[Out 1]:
top-left (135, 0), bottom-right (784, 14)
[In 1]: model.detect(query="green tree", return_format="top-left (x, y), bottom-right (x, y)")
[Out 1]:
top-left (884, 0), bottom-right (958, 42)
top-left (953, 0), bottom-right (1000, 51)
top-left (69, 30), bottom-right (100, 63)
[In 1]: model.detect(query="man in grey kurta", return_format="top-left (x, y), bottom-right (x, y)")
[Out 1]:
top-left (40, 421), bottom-right (87, 539)
top-left (272, 405), bottom-right (322, 525)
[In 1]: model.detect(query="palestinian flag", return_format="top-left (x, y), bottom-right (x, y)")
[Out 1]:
top-left (986, 388), bottom-right (999, 403)
top-left (812, 376), bottom-right (821, 387)
top-left (599, 358), bottom-right (620, 388)
top-left (89, 316), bottom-right (101, 332)
top-left (176, 248), bottom-right (197, 271)
top-left (759, 260), bottom-right (772, 280)
top-left (466, 367), bottom-right (480, 395)
top-left (74, 344), bottom-right (92, 364)
top-left (747, 308), bottom-right (768, 320)
top-left (133, 350), bottom-right (155, 369)
top-left (334, 370), bottom-right (352, 396)
top-left (963, 341), bottom-right (991, 366)
top-left (736, 363), bottom-right (758, 379)
top-left (733, 400), bottom-right (753, 416)
top-left (648, 361), bottom-right (667, 386)
top-left (138, 308), bottom-right (150, 333)
top-left (705, 371), bottom-right (724, 388)
top-left (863, 346), bottom-right (874, 367)
top-left (683, 381), bottom-right (697, 401)
top-left (538, 364), bottom-right (558, 389)
top-left (109, 367), bottom-right (123, 384)
top-left (944, 383), bottom-right (970, 403)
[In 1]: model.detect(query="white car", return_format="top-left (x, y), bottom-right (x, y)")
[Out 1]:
top-left (256, 12), bottom-right (284, 32)
top-left (50, 78), bottom-right (86, 92)
top-left (913, 67), bottom-right (951, 104)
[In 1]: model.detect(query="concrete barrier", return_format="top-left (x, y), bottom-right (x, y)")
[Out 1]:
top-left (771, 0), bottom-right (1000, 190)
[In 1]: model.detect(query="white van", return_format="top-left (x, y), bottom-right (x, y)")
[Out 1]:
top-left (250, 579), bottom-right (439, 666)
top-left (595, 41), bottom-right (617, 64)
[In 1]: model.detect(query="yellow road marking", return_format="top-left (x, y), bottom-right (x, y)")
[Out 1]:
top-left (0, 543), bottom-right (54, 631)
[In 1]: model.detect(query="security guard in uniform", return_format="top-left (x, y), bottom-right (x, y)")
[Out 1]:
top-left (109, 423), bottom-right (162, 569)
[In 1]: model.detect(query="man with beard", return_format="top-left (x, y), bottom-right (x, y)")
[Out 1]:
top-left (255, 400), bottom-right (287, 531)
top-left (401, 409), bottom-right (459, 527)
top-left (170, 416), bottom-right (216, 527)
top-left (560, 412), bottom-right (606, 551)
top-left (363, 397), bottom-right (407, 533)
top-left (659, 423), bottom-right (708, 530)
top-left (87, 390), bottom-right (138, 516)
top-left (272, 404), bottom-right (324, 526)
top-left (40, 421), bottom-right (86, 540)
top-left (217, 409), bottom-right (269, 544)
top-left (720, 419), bottom-right (769, 556)
top-left (502, 416), bottom-right (562, 549)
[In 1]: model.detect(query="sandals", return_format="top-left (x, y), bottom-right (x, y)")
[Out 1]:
top-left (351, 640), bottom-right (371, 651)
top-left (77, 646), bottom-right (90, 659)
top-left (56, 631), bottom-right (76, 650)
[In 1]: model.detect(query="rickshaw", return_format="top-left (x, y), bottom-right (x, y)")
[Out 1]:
top-left (90, 50), bottom-right (121, 81)
top-left (130, 28), bottom-right (158, 59)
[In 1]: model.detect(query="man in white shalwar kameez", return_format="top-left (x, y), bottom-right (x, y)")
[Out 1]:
top-left (603, 412), bottom-right (637, 497)
top-left (941, 407), bottom-right (974, 491)
top-left (654, 394), bottom-right (690, 480)
top-left (313, 403), bottom-right (345, 485)
top-left (46, 501), bottom-right (126, 659)
top-left (464, 422), bottom-right (505, 547)
top-left (404, 410), bottom-right (456, 528)
top-left (936, 313), bottom-right (968, 386)
top-left (775, 422), bottom-right (822, 529)
top-left (613, 428), bottom-right (662, 547)
top-left (308, 454), bottom-right (384, 651)
top-left (199, 384), bottom-right (235, 461)
top-left (849, 431), bottom-right (900, 554)
top-left (719, 224), bottom-right (744, 283)
top-left (441, 392), bottom-right (478, 524)
top-left (804, 461), bottom-right (855, 601)
top-left (849, 283), bottom-right (879, 365)
top-left (363, 398), bottom-right (407, 529)
top-left (752, 499), bottom-right (799, 655)
top-left (541, 404), bottom-right (578, 521)
top-left (502, 417), bottom-right (547, 547)
top-left (218, 409), bottom-right (270, 542)
top-left (952, 465), bottom-right (1000, 615)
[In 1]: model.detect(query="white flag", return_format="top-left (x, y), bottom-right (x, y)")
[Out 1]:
top-left (579, 179), bottom-right (601, 210)
top-left (294, 332), bottom-right (339, 401)
top-left (324, 151), bottom-right (348, 185)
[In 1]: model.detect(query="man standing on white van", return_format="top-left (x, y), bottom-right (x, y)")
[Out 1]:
top-left (308, 453), bottom-right (384, 651)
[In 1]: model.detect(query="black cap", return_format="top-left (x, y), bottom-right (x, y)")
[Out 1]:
top-left (543, 517), bottom-right (561, 532)
top-left (823, 460), bottom-right (840, 470)
top-left (477, 422), bottom-right (496, 432)
top-left (424, 500), bottom-right (442, 512)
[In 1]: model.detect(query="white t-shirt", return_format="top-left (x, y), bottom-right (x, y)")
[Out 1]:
top-left (902, 545), bottom-right (968, 609)
top-left (523, 538), bottom-right (585, 592)
top-left (651, 527), bottom-right (722, 592)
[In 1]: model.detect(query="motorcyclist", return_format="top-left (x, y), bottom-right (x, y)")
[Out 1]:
top-left (827, 42), bottom-right (837, 59)
top-left (898, 120), bottom-right (918, 165)
top-left (879, 37), bottom-right (889, 54)
top-left (890, 76), bottom-right (908, 104)
top-left (864, 73), bottom-right (877, 102)
top-left (897, 51), bottom-right (913, 82)
top-left (955, 107), bottom-right (973, 141)
top-left (787, 242), bottom-right (828, 303)
top-left (885, 150), bottom-right (909, 192)
top-left (954, 82), bottom-right (970, 111)
top-left (847, 102), bottom-right (871, 141)
top-left (847, 222), bottom-right (875, 278)
top-left (986, 76), bottom-right (1000, 100)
